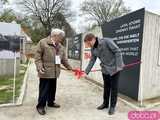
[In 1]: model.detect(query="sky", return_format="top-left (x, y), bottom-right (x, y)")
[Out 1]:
top-left (2, 0), bottom-right (160, 33)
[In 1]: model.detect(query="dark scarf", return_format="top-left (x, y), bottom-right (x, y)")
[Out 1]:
top-left (93, 37), bottom-right (99, 48)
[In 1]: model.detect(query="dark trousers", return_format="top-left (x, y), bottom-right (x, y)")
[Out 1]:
top-left (102, 72), bottom-right (120, 108)
top-left (37, 78), bottom-right (57, 108)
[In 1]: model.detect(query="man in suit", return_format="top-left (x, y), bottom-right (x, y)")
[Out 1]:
top-left (84, 33), bottom-right (124, 115)
top-left (35, 29), bottom-right (72, 115)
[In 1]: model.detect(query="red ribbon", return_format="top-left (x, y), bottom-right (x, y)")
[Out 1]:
top-left (124, 60), bottom-right (141, 68)
top-left (72, 60), bottom-right (141, 79)
top-left (72, 69), bottom-right (100, 79)
top-left (72, 69), bottom-right (85, 79)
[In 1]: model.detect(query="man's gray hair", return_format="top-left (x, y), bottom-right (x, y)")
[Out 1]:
top-left (51, 28), bottom-right (65, 37)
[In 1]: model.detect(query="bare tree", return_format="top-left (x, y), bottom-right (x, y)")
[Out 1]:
top-left (81, 0), bottom-right (130, 25)
top-left (18, 0), bottom-right (74, 35)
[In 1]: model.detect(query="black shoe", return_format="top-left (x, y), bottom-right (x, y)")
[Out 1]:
top-left (48, 103), bottom-right (60, 108)
top-left (36, 107), bottom-right (46, 115)
top-left (108, 107), bottom-right (115, 115)
top-left (97, 104), bottom-right (108, 110)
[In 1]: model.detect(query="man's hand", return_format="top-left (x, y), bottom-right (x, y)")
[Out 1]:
top-left (82, 72), bottom-right (87, 78)
top-left (68, 67), bottom-right (73, 71)
top-left (39, 68), bottom-right (45, 74)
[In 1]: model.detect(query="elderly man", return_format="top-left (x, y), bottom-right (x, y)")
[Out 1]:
top-left (35, 29), bottom-right (72, 115)
top-left (84, 33), bottom-right (124, 115)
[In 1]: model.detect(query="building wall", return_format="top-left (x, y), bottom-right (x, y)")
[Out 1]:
top-left (139, 11), bottom-right (160, 100)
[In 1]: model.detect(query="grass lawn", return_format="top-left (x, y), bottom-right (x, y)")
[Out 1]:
top-left (0, 63), bottom-right (28, 104)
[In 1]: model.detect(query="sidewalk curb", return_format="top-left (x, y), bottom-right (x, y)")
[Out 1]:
top-left (16, 60), bottom-right (31, 105)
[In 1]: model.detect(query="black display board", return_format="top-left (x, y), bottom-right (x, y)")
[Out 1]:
top-left (102, 8), bottom-right (145, 100)
top-left (68, 34), bottom-right (82, 60)
top-left (0, 34), bottom-right (21, 58)
top-left (0, 35), bottom-right (21, 51)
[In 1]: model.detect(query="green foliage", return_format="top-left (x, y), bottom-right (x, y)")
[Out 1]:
top-left (0, 64), bottom-right (27, 104)
top-left (30, 27), bottom-right (47, 44)
top-left (19, 0), bottom-right (76, 41)
top-left (0, 0), bottom-right (76, 44)
top-left (0, 9), bottom-right (17, 22)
